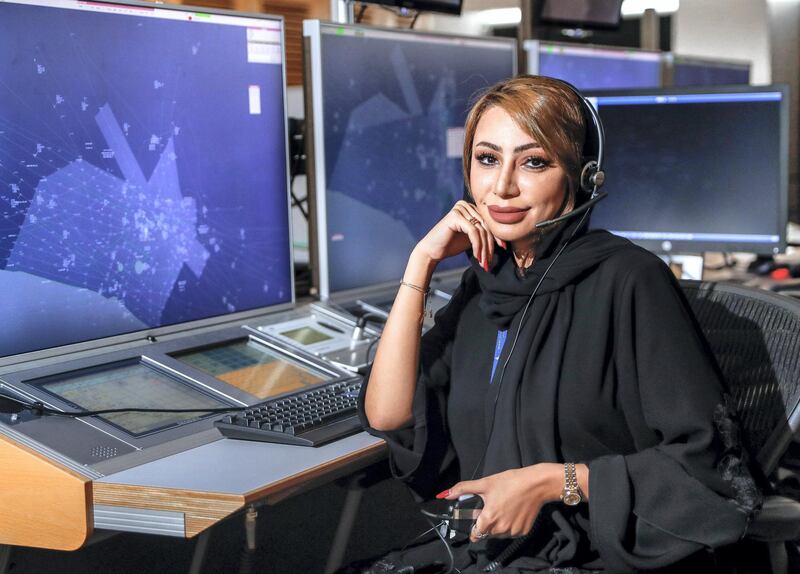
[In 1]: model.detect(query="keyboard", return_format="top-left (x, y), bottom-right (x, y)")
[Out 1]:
top-left (214, 380), bottom-right (363, 446)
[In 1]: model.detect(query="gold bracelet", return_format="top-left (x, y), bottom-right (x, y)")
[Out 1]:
top-left (399, 280), bottom-right (430, 296)
top-left (399, 281), bottom-right (432, 318)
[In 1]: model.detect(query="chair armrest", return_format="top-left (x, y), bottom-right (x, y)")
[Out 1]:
top-left (747, 495), bottom-right (800, 542)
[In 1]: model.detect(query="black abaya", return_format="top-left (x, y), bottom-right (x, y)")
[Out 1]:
top-left (358, 219), bottom-right (760, 573)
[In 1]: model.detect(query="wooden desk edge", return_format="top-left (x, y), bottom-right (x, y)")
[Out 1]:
top-left (93, 440), bottom-right (388, 538)
top-left (0, 434), bottom-right (93, 550)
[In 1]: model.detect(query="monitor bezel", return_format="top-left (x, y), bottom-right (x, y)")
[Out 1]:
top-left (0, 0), bottom-right (295, 368)
top-left (524, 39), bottom-right (665, 88)
top-left (303, 19), bottom-right (518, 300)
top-left (585, 83), bottom-right (789, 256)
top-left (664, 53), bottom-right (752, 87)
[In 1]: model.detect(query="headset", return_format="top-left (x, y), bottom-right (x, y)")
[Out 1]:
top-left (463, 76), bottom-right (607, 228)
top-left (533, 77), bottom-right (607, 229)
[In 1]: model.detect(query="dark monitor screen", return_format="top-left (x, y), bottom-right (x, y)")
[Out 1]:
top-left (672, 57), bottom-right (750, 87)
top-left (307, 22), bottom-right (516, 297)
top-left (530, 42), bottom-right (662, 91)
top-left (588, 87), bottom-right (787, 254)
top-left (540, 0), bottom-right (623, 29)
top-left (362, 0), bottom-right (462, 15)
top-left (35, 362), bottom-right (229, 436)
top-left (0, 0), bottom-right (292, 359)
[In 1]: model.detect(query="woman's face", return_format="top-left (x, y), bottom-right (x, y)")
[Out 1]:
top-left (469, 105), bottom-right (569, 247)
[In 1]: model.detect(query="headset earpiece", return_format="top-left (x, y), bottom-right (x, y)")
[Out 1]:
top-left (534, 77), bottom-right (608, 229)
top-left (580, 160), bottom-right (605, 196)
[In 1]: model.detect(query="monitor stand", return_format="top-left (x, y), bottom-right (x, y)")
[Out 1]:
top-left (659, 254), bottom-right (704, 281)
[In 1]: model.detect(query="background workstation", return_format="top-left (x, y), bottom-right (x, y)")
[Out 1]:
top-left (1, 0), bottom-right (800, 573)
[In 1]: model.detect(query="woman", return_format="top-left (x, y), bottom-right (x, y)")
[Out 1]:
top-left (359, 76), bottom-right (760, 573)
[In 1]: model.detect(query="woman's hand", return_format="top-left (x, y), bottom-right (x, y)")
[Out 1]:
top-left (440, 463), bottom-right (564, 542)
top-left (415, 200), bottom-right (506, 272)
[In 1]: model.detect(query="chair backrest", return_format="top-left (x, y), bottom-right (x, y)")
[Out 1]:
top-left (680, 280), bottom-right (800, 476)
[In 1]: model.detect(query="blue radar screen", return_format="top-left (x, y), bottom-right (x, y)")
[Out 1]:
top-left (321, 30), bottom-right (515, 292)
top-left (0, 1), bottom-right (290, 357)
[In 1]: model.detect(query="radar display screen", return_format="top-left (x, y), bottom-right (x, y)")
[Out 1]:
top-left (317, 24), bottom-right (515, 294)
top-left (0, 0), bottom-right (291, 359)
top-left (174, 339), bottom-right (331, 399)
top-left (279, 326), bottom-right (333, 346)
top-left (35, 362), bottom-right (229, 436)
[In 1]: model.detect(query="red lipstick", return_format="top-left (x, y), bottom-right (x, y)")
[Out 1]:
top-left (487, 205), bottom-right (530, 224)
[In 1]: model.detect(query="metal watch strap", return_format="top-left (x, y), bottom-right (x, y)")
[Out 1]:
top-left (561, 462), bottom-right (582, 506)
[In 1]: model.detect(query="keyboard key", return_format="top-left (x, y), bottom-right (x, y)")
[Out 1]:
top-left (214, 380), bottom-right (364, 446)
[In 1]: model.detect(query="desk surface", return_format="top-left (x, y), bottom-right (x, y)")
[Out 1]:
top-left (91, 432), bottom-right (386, 538)
top-left (97, 432), bottom-right (383, 495)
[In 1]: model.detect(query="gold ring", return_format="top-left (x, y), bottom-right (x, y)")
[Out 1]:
top-left (472, 524), bottom-right (489, 540)
top-left (468, 217), bottom-right (480, 226)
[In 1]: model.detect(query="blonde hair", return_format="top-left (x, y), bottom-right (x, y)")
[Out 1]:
top-left (462, 75), bottom-right (587, 212)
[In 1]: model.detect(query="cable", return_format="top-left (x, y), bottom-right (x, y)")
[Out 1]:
top-left (425, 516), bottom-right (456, 574)
top-left (288, 118), bottom-right (308, 220)
top-left (356, 312), bottom-right (387, 330)
top-left (365, 335), bottom-right (381, 366)
top-left (0, 392), bottom-right (244, 418)
top-left (419, 508), bottom-right (451, 522)
top-left (289, 174), bottom-right (308, 220)
top-left (704, 252), bottom-right (738, 271)
top-left (355, 3), bottom-right (368, 23)
top-left (468, 209), bottom-right (591, 482)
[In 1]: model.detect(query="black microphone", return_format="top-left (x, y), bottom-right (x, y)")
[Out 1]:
top-left (351, 313), bottom-right (386, 344)
top-left (534, 191), bottom-right (608, 229)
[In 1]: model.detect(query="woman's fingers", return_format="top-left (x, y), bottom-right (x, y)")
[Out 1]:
top-left (444, 478), bottom-right (485, 499)
top-left (440, 200), bottom-right (507, 270)
top-left (457, 201), bottom-right (505, 267)
top-left (453, 203), bottom-right (493, 270)
top-left (451, 205), bottom-right (486, 265)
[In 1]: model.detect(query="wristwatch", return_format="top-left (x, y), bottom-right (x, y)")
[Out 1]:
top-left (560, 462), bottom-right (583, 506)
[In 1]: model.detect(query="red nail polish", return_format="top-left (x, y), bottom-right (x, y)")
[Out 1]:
top-left (435, 490), bottom-right (450, 499)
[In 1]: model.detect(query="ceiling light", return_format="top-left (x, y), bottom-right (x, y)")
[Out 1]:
top-left (621, 0), bottom-right (680, 17)
top-left (476, 7), bottom-right (522, 26)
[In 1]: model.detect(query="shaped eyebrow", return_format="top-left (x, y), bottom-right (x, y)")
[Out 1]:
top-left (474, 141), bottom-right (543, 154)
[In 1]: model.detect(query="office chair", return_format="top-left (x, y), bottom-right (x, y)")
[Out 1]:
top-left (680, 280), bottom-right (800, 573)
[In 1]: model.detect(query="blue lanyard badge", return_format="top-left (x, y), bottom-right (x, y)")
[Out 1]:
top-left (489, 330), bottom-right (508, 384)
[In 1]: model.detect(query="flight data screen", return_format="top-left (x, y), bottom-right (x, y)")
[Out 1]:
top-left (0, 0), bottom-right (291, 358)
top-left (174, 339), bottom-right (331, 399)
top-left (318, 25), bottom-right (515, 293)
top-left (279, 326), bottom-right (333, 345)
top-left (36, 362), bottom-right (229, 436)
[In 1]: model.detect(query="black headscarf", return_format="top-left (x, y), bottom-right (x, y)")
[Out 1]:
top-left (469, 213), bottom-right (625, 330)
top-left (462, 213), bottom-right (633, 565)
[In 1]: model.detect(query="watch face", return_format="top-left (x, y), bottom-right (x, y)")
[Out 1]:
top-left (563, 492), bottom-right (582, 506)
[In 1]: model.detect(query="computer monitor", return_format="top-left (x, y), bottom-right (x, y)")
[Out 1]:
top-left (526, 41), bottom-right (662, 91)
top-left (539, 0), bottom-right (623, 30)
top-left (304, 21), bottom-right (516, 299)
top-left (587, 85), bottom-right (788, 255)
top-left (668, 55), bottom-right (751, 87)
top-left (0, 0), bottom-right (292, 361)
